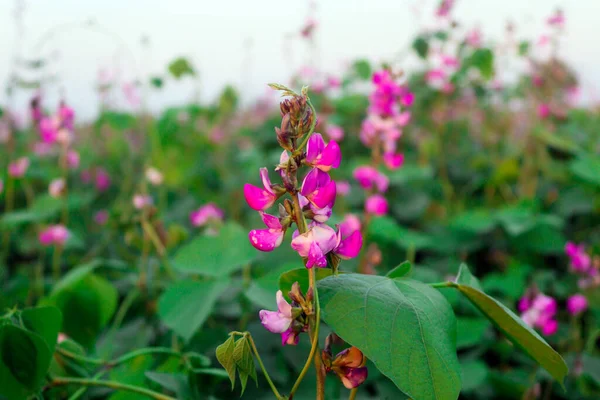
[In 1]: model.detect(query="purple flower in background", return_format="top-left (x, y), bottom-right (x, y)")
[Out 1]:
top-left (190, 203), bottom-right (224, 227)
top-left (365, 194), bottom-right (388, 216)
top-left (353, 166), bottom-right (388, 193)
top-left (95, 168), bottom-right (111, 191)
top-left (94, 210), bottom-right (109, 225)
top-left (8, 157), bottom-right (29, 178)
top-left (567, 294), bottom-right (588, 316)
top-left (565, 242), bottom-right (591, 272)
top-left (520, 293), bottom-right (558, 336)
top-left (383, 152), bottom-right (404, 170)
top-left (326, 124), bottom-right (344, 141)
top-left (39, 225), bottom-right (70, 247)
top-left (133, 194), bottom-right (153, 210)
top-left (248, 212), bottom-right (285, 252)
top-left (67, 150), bottom-right (80, 170)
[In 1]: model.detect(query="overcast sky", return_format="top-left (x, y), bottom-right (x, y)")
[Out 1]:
top-left (1, 0), bottom-right (599, 121)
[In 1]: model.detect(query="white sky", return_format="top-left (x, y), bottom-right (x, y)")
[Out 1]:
top-left (1, 0), bottom-right (599, 121)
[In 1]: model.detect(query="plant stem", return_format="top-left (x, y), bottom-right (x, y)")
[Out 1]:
top-left (57, 346), bottom-right (184, 368)
top-left (141, 219), bottom-right (175, 279)
top-left (430, 281), bottom-right (454, 289)
top-left (348, 388), bottom-right (358, 400)
top-left (52, 246), bottom-right (63, 282)
top-left (67, 370), bottom-right (106, 400)
top-left (49, 377), bottom-right (175, 400)
top-left (246, 333), bottom-right (283, 400)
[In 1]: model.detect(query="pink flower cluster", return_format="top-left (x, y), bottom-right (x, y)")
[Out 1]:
top-left (565, 242), bottom-right (599, 289)
top-left (37, 102), bottom-right (75, 145)
top-left (518, 293), bottom-right (558, 336)
top-left (190, 203), bottom-right (224, 227)
top-left (39, 225), bottom-right (70, 247)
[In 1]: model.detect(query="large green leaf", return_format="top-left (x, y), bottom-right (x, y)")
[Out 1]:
top-left (20, 306), bottom-right (62, 354)
top-left (318, 274), bottom-right (461, 400)
top-left (278, 267), bottom-right (333, 300)
top-left (0, 325), bottom-right (52, 399)
top-left (570, 154), bottom-right (600, 187)
top-left (42, 268), bottom-right (117, 348)
top-left (450, 264), bottom-right (567, 384)
top-left (158, 279), bottom-right (229, 341)
top-left (172, 223), bottom-right (256, 277)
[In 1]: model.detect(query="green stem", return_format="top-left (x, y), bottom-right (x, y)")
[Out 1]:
top-left (57, 346), bottom-right (184, 368)
top-left (49, 377), bottom-right (175, 400)
top-left (67, 370), bottom-right (106, 400)
top-left (348, 388), bottom-right (358, 400)
top-left (52, 246), bottom-right (63, 282)
top-left (103, 288), bottom-right (140, 357)
top-left (141, 220), bottom-right (175, 279)
top-left (246, 333), bottom-right (283, 400)
top-left (430, 281), bottom-right (454, 289)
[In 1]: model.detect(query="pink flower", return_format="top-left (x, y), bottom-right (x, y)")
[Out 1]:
top-left (565, 242), bottom-right (591, 272)
top-left (300, 168), bottom-right (337, 209)
top-left (39, 225), bottom-right (70, 246)
top-left (190, 203), bottom-right (224, 227)
top-left (369, 70), bottom-right (403, 117)
top-left (365, 194), bottom-right (388, 216)
top-left (567, 294), bottom-right (587, 316)
top-left (95, 169), bottom-right (111, 191)
top-left (334, 224), bottom-right (363, 260)
top-left (39, 117), bottom-right (59, 144)
top-left (57, 333), bottom-right (68, 344)
top-left (441, 55), bottom-right (459, 69)
top-left (435, 0), bottom-right (455, 17)
top-left (547, 10), bottom-right (565, 28)
top-left (259, 290), bottom-right (294, 339)
top-left (291, 224), bottom-right (338, 268)
top-left (244, 168), bottom-right (279, 211)
top-left (305, 133), bottom-right (341, 172)
top-left (94, 210), bottom-right (109, 225)
top-left (327, 76), bottom-right (341, 89)
top-left (339, 214), bottom-right (361, 237)
top-left (326, 124), bottom-right (344, 141)
top-left (466, 28), bottom-right (482, 48)
top-left (327, 347), bottom-right (368, 389)
top-left (49, 178), bottom-right (66, 198)
top-left (336, 180), bottom-right (351, 197)
top-left (541, 319), bottom-right (558, 336)
top-left (400, 91), bottom-right (414, 107)
top-left (145, 167), bottom-right (164, 185)
top-left (8, 157), bottom-right (29, 178)
top-left (353, 166), bottom-right (388, 193)
top-left (67, 150), bottom-right (80, 170)
top-left (537, 104), bottom-right (551, 119)
top-left (123, 82), bottom-right (140, 107)
top-left (383, 152), bottom-right (404, 170)
top-left (248, 212), bottom-right (285, 252)
top-left (520, 293), bottom-right (558, 336)
top-left (58, 104), bottom-right (75, 130)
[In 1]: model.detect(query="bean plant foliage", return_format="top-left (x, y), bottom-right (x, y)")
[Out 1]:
top-left (1, 2), bottom-right (599, 400)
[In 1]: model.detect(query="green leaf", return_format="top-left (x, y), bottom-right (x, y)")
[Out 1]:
top-left (468, 48), bottom-right (494, 80)
top-left (449, 210), bottom-right (497, 234)
top-left (145, 372), bottom-right (190, 398)
top-left (353, 59), bottom-right (372, 80)
top-left (168, 57), bottom-right (195, 79)
top-left (279, 267), bottom-right (333, 300)
top-left (216, 335), bottom-right (237, 390)
top-left (386, 261), bottom-right (413, 279)
top-left (456, 318), bottom-right (489, 349)
top-left (233, 337), bottom-right (257, 396)
top-left (451, 264), bottom-right (568, 385)
top-left (570, 154), bottom-right (600, 187)
top-left (20, 306), bottom-right (62, 354)
top-left (0, 325), bottom-right (52, 399)
top-left (41, 269), bottom-right (117, 348)
top-left (318, 274), bottom-right (461, 400)
top-left (150, 76), bottom-right (164, 88)
top-left (172, 223), bottom-right (256, 277)
top-left (158, 279), bottom-right (229, 341)
top-left (460, 360), bottom-right (488, 392)
top-left (368, 216), bottom-right (432, 250)
top-left (109, 355), bottom-right (154, 400)
top-left (518, 41), bottom-right (530, 56)
top-left (413, 35), bottom-right (430, 59)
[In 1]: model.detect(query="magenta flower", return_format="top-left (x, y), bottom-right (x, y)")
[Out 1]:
top-left (39, 117), bottom-right (59, 144)
top-left (300, 168), bottom-right (337, 209)
top-left (244, 168), bottom-right (279, 211)
top-left (383, 152), bottom-right (404, 170)
top-left (58, 104), bottom-right (75, 130)
top-left (339, 214), bottom-right (361, 237)
top-left (291, 224), bottom-right (337, 268)
top-left (95, 169), bottom-right (111, 191)
top-left (190, 203), bottom-right (224, 227)
top-left (365, 194), bottom-right (388, 216)
top-left (547, 10), bottom-right (565, 27)
top-left (520, 293), bottom-right (558, 336)
top-left (39, 225), bottom-right (70, 247)
top-left (400, 91), bottom-right (414, 107)
top-left (248, 212), bottom-right (285, 252)
top-left (8, 157), bottom-right (29, 178)
top-left (537, 103), bottom-right (551, 119)
top-left (334, 225), bottom-right (363, 260)
top-left (305, 133), bottom-right (341, 172)
top-left (565, 242), bottom-right (591, 272)
top-left (259, 290), bottom-right (294, 341)
top-left (567, 294), bottom-right (588, 316)
top-left (353, 166), bottom-right (388, 193)
top-left (299, 194), bottom-right (332, 223)
top-left (94, 210), bottom-right (109, 225)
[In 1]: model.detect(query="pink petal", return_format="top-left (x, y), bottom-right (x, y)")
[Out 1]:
top-left (281, 327), bottom-right (299, 345)
top-left (335, 230), bottom-right (363, 260)
top-left (259, 168), bottom-right (274, 194)
top-left (317, 140), bottom-right (341, 170)
top-left (365, 195), bottom-right (388, 216)
top-left (276, 290), bottom-right (292, 317)
top-left (244, 183), bottom-right (276, 211)
top-left (306, 134), bottom-right (325, 164)
top-left (259, 310), bottom-right (292, 333)
top-left (248, 228), bottom-right (284, 252)
top-left (307, 241), bottom-right (327, 268)
top-left (261, 212), bottom-right (282, 230)
top-left (339, 367), bottom-right (368, 389)
top-left (308, 179), bottom-right (337, 209)
top-left (383, 152), bottom-right (404, 170)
